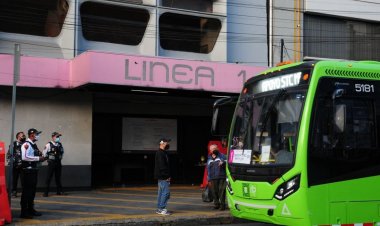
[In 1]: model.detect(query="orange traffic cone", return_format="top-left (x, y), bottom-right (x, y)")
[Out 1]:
top-left (0, 141), bottom-right (12, 224)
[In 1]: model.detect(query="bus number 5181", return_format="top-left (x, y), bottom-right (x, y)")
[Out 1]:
top-left (355, 84), bottom-right (374, 93)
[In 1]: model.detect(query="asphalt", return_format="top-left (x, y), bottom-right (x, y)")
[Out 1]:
top-left (8, 185), bottom-right (251, 226)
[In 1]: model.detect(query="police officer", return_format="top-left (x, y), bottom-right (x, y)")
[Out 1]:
top-left (20, 128), bottom-right (45, 219)
top-left (43, 132), bottom-right (65, 197)
top-left (7, 131), bottom-right (26, 197)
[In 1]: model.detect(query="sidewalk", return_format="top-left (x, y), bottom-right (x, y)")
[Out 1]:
top-left (9, 185), bottom-right (245, 226)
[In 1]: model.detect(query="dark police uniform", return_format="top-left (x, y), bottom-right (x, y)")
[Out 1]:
top-left (20, 135), bottom-right (43, 218)
top-left (43, 141), bottom-right (64, 196)
top-left (8, 140), bottom-right (24, 196)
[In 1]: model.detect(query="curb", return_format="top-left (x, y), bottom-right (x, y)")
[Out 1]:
top-left (16, 212), bottom-right (251, 226)
top-left (91, 215), bottom-right (248, 226)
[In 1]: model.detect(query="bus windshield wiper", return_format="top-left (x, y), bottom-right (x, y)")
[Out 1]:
top-left (258, 89), bottom-right (287, 148)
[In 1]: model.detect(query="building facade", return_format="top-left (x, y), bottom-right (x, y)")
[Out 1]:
top-left (0, 0), bottom-right (227, 61)
top-left (1, 0), bottom-right (379, 188)
top-left (271, 0), bottom-right (380, 64)
top-left (0, 0), bottom-right (267, 188)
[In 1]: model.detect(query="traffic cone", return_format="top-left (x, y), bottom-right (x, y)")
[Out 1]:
top-left (0, 141), bottom-right (12, 224)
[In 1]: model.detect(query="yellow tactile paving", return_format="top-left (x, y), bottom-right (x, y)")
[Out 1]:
top-left (34, 199), bottom-right (155, 210)
top-left (95, 191), bottom-right (202, 200)
top-left (102, 186), bottom-right (202, 193)
top-left (99, 189), bottom-right (201, 196)
top-left (12, 207), bottom-right (121, 216)
top-left (52, 194), bottom-right (206, 206)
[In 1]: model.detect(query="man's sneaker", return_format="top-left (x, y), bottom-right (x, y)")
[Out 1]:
top-left (29, 209), bottom-right (42, 216)
top-left (157, 209), bottom-right (171, 216)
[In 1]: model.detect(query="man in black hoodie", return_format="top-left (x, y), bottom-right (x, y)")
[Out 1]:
top-left (154, 138), bottom-right (171, 215)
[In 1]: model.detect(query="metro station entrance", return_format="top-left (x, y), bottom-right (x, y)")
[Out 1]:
top-left (91, 89), bottom-right (224, 187)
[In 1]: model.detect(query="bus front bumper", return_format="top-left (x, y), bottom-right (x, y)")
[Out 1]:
top-left (227, 194), bottom-right (308, 226)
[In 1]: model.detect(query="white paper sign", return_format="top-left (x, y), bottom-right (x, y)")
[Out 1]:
top-left (260, 145), bottom-right (271, 163)
top-left (230, 149), bottom-right (252, 164)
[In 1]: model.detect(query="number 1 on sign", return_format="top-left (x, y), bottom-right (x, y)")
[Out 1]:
top-left (237, 70), bottom-right (247, 83)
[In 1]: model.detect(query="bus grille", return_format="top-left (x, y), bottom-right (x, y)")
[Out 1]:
top-left (325, 69), bottom-right (380, 79)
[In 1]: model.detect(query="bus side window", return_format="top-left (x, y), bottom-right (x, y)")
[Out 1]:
top-left (309, 78), bottom-right (379, 186)
top-left (312, 98), bottom-right (334, 151)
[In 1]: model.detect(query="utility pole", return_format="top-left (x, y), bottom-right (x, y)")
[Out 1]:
top-left (7, 44), bottom-right (20, 203)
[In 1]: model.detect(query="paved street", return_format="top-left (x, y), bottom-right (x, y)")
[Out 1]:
top-left (8, 185), bottom-right (273, 226)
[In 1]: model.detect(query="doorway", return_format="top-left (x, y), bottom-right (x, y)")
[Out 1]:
top-left (92, 114), bottom-right (212, 187)
top-left (91, 91), bottom-right (217, 187)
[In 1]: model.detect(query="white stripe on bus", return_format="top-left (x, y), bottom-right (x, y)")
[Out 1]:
top-left (234, 200), bottom-right (277, 209)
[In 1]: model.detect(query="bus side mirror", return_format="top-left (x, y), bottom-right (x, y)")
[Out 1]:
top-left (334, 104), bottom-right (346, 133)
top-left (211, 97), bottom-right (237, 136)
top-left (332, 88), bottom-right (346, 133)
top-left (332, 89), bottom-right (344, 99)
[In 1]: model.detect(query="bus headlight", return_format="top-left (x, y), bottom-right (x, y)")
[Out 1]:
top-left (274, 175), bottom-right (300, 200)
top-left (226, 178), bottom-right (234, 195)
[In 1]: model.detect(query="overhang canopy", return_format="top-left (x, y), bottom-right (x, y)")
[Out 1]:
top-left (0, 51), bottom-right (266, 93)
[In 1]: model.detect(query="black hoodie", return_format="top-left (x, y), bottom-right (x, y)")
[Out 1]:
top-left (154, 148), bottom-right (170, 180)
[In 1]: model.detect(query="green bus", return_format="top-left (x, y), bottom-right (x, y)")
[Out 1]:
top-left (212, 60), bottom-right (380, 226)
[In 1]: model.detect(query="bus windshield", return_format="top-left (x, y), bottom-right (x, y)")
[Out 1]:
top-left (228, 85), bottom-right (306, 167)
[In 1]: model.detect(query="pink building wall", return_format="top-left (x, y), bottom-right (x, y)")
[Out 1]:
top-left (0, 51), bottom-right (267, 93)
top-left (0, 54), bottom-right (70, 88)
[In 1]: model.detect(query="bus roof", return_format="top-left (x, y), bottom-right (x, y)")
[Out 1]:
top-left (247, 60), bottom-right (380, 85)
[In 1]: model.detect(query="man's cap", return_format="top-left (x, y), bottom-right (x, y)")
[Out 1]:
top-left (52, 132), bottom-right (62, 137)
top-left (159, 138), bottom-right (171, 144)
top-left (28, 128), bottom-right (42, 135)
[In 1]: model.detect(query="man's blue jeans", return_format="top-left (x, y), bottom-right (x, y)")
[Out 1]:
top-left (157, 180), bottom-right (170, 209)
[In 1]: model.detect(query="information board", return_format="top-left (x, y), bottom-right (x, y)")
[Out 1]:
top-left (122, 118), bottom-right (177, 152)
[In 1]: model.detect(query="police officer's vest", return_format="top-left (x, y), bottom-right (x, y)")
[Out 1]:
top-left (46, 142), bottom-right (63, 161)
top-left (21, 141), bottom-right (40, 169)
top-left (7, 141), bottom-right (23, 168)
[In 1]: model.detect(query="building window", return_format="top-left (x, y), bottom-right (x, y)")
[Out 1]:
top-left (159, 13), bottom-right (221, 54)
top-left (304, 14), bottom-right (380, 61)
top-left (80, 2), bottom-right (150, 46)
top-left (0, 0), bottom-right (69, 37)
top-left (161, 0), bottom-right (213, 13)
